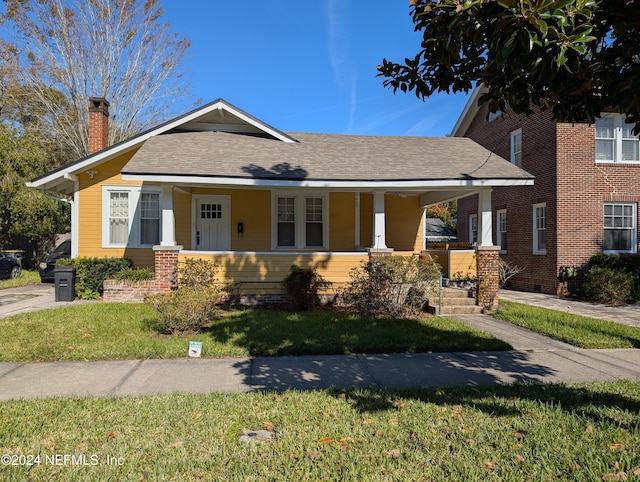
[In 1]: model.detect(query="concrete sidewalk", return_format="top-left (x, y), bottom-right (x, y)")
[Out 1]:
top-left (1, 284), bottom-right (639, 400)
top-left (2, 347), bottom-right (640, 401)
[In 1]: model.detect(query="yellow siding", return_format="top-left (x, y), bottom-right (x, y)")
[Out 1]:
top-left (385, 195), bottom-right (424, 251)
top-left (179, 252), bottom-right (367, 284)
top-left (329, 192), bottom-right (356, 250)
top-left (423, 249), bottom-right (476, 278)
top-left (174, 189), bottom-right (192, 248)
top-left (359, 193), bottom-right (373, 247)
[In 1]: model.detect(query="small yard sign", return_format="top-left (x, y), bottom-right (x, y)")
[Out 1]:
top-left (188, 341), bottom-right (203, 358)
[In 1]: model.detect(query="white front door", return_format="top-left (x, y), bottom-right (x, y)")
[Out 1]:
top-left (195, 196), bottom-right (230, 250)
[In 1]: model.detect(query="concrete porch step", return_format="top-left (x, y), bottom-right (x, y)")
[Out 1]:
top-left (438, 287), bottom-right (483, 316)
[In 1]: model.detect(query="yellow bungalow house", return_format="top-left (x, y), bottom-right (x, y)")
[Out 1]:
top-left (28, 98), bottom-right (534, 307)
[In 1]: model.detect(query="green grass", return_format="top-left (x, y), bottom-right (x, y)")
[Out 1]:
top-left (0, 269), bottom-right (40, 289)
top-left (1, 381), bottom-right (639, 480)
top-left (494, 300), bottom-right (640, 349)
top-left (0, 303), bottom-right (510, 362)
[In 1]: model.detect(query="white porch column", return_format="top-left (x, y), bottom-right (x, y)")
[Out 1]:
top-left (372, 191), bottom-right (387, 249)
top-left (160, 184), bottom-right (176, 246)
top-left (477, 188), bottom-right (494, 247)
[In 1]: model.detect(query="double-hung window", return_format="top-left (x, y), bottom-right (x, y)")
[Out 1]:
top-left (510, 129), bottom-right (522, 167)
top-left (103, 186), bottom-right (161, 247)
top-left (603, 203), bottom-right (637, 253)
top-left (497, 209), bottom-right (507, 252)
top-left (533, 203), bottom-right (546, 254)
top-left (274, 193), bottom-right (327, 249)
top-left (596, 114), bottom-right (640, 163)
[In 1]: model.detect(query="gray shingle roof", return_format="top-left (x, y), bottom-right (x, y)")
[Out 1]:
top-left (122, 131), bottom-right (533, 182)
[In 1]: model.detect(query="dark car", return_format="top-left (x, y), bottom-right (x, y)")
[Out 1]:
top-left (39, 240), bottom-right (71, 282)
top-left (0, 251), bottom-right (22, 280)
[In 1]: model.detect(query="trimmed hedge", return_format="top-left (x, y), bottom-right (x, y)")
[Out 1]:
top-left (57, 257), bottom-right (132, 296)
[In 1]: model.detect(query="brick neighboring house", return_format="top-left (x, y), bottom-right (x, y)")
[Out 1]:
top-left (453, 86), bottom-right (640, 295)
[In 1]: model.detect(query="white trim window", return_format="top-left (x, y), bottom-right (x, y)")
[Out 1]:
top-left (603, 203), bottom-right (637, 253)
top-left (510, 129), bottom-right (522, 167)
top-left (103, 185), bottom-right (161, 248)
top-left (469, 214), bottom-right (478, 244)
top-left (596, 114), bottom-right (640, 163)
top-left (533, 203), bottom-right (547, 254)
top-left (273, 192), bottom-right (328, 249)
top-left (497, 209), bottom-right (507, 252)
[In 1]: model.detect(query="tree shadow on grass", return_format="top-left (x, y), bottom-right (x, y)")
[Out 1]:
top-left (328, 381), bottom-right (640, 431)
top-left (204, 309), bottom-right (512, 356)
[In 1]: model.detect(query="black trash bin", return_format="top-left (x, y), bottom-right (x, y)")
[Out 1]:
top-left (54, 266), bottom-right (76, 302)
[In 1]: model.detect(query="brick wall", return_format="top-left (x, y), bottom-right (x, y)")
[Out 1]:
top-left (102, 246), bottom-right (181, 302)
top-left (458, 103), bottom-right (640, 295)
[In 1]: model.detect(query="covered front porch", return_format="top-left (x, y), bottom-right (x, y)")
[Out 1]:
top-left (137, 183), bottom-right (503, 310)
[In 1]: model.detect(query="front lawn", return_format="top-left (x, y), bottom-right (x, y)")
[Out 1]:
top-left (493, 300), bottom-right (640, 349)
top-left (0, 303), bottom-right (510, 362)
top-left (1, 381), bottom-right (639, 480)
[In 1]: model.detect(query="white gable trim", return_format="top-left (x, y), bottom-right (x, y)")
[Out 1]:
top-left (27, 99), bottom-right (296, 194)
top-left (451, 85), bottom-right (486, 137)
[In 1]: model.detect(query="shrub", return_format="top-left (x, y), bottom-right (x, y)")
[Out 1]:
top-left (145, 286), bottom-right (221, 334)
top-left (178, 258), bottom-right (219, 287)
top-left (114, 267), bottom-right (155, 282)
top-left (145, 258), bottom-right (223, 334)
top-left (581, 266), bottom-right (633, 304)
top-left (282, 265), bottom-right (330, 311)
top-left (57, 257), bottom-right (132, 297)
top-left (341, 256), bottom-right (441, 317)
top-left (581, 254), bottom-right (640, 304)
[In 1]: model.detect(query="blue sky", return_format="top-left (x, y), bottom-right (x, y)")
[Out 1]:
top-left (163, 1), bottom-right (469, 137)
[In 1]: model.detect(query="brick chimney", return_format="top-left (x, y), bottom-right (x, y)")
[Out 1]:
top-left (88, 97), bottom-right (110, 154)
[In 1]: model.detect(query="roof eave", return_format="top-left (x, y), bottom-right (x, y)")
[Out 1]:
top-left (121, 172), bottom-right (535, 189)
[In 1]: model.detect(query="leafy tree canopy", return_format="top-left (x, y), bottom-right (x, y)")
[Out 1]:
top-left (377, 0), bottom-right (640, 131)
top-left (0, 123), bottom-right (69, 252)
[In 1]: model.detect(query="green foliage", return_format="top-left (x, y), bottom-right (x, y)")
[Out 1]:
top-left (78, 289), bottom-right (100, 300)
top-left (145, 286), bottom-right (221, 335)
top-left (282, 264), bottom-right (330, 311)
top-left (62, 257), bottom-right (132, 296)
top-left (378, 0), bottom-right (640, 132)
top-left (581, 266), bottom-right (633, 305)
top-left (0, 123), bottom-right (69, 256)
top-left (581, 254), bottom-right (640, 304)
top-left (341, 256), bottom-right (441, 317)
top-left (495, 300), bottom-right (640, 349)
top-left (145, 258), bottom-right (222, 334)
top-left (178, 258), bottom-right (219, 288)
top-left (114, 267), bottom-right (155, 282)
